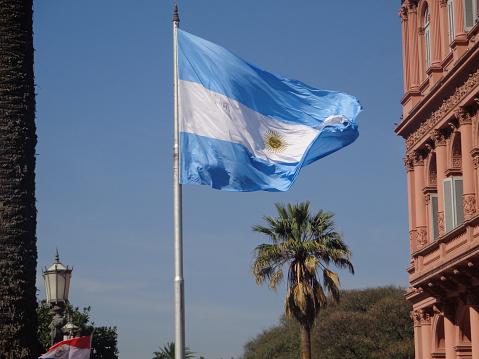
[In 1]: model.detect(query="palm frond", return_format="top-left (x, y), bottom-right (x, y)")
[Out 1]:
top-left (252, 201), bottom-right (354, 331)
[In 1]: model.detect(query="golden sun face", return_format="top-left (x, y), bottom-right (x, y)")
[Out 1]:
top-left (263, 131), bottom-right (287, 153)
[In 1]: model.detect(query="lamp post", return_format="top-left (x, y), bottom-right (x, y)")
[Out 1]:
top-left (43, 249), bottom-right (72, 346)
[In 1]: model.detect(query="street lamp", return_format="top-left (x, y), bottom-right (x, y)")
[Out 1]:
top-left (43, 249), bottom-right (72, 346)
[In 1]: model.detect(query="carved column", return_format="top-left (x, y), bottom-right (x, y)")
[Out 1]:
top-left (467, 290), bottom-right (479, 359)
top-left (411, 310), bottom-right (423, 359)
top-left (405, 155), bottom-right (417, 253)
top-left (432, 130), bottom-right (447, 236)
top-left (399, 5), bottom-right (410, 91)
top-left (414, 152), bottom-right (428, 248)
top-left (420, 309), bottom-right (433, 359)
top-left (457, 107), bottom-right (476, 218)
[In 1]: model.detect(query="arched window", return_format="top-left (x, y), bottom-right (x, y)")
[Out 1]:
top-left (425, 6), bottom-right (432, 68)
top-left (464, 0), bottom-right (478, 31)
top-left (448, 0), bottom-right (455, 44)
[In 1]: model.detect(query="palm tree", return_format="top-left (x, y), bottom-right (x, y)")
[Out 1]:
top-left (153, 342), bottom-right (195, 359)
top-left (0, 0), bottom-right (38, 358)
top-left (251, 202), bottom-right (354, 359)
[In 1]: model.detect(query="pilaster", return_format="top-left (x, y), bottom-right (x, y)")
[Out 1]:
top-left (405, 155), bottom-right (417, 253)
top-left (411, 310), bottom-right (423, 359)
top-left (432, 130), bottom-right (448, 236)
top-left (452, 0), bottom-right (468, 60)
top-left (414, 151), bottom-right (428, 248)
top-left (443, 300), bottom-right (457, 359)
top-left (407, 0), bottom-right (420, 91)
top-left (428, 0), bottom-right (443, 84)
top-left (467, 289), bottom-right (479, 359)
top-left (420, 309), bottom-right (433, 359)
top-left (456, 107), bottom-right (476, 218)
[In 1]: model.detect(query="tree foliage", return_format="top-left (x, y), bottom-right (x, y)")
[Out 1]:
top-left (37, 301), bottom-right (119, 359)
top-left (152, 342), bottom-right (195, 359)
top-left (241, 286), bottom-right (414, 359)
top-left (251, 202), bottom-right (353, 359)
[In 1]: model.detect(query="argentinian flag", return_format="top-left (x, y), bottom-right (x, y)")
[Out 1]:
top-left (177, 29), bottom-right (362, 192)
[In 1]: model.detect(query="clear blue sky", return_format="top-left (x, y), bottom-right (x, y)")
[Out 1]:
top-left (33, 1), bottom-right (407, 358)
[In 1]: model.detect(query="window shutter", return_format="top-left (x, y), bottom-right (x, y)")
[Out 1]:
top-left (454, 177), bottom-right (464, 225)
top-left (444, 178), bottom-right (454, 233)
top-left (431, 194), bottom-right (439, 240)
top-left (464, 0), bottom-right (475, 30)
top-left (448, 0), bottom-right (456, 44)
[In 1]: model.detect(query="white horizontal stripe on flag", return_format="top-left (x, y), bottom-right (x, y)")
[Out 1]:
top-left (179, 80), bottom-right (319, 164)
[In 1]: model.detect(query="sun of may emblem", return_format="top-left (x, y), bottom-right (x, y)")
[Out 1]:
top-left (263, 130), bottom-right (287, 153)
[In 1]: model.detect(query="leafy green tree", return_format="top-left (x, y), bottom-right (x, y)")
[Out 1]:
top-left (311, 287), bottom-right (414, 359)
top-left (0, 0), bottom-right (39, 357)
top-left (153, 342), bottom-right (195, 359)
top-left (251, 202), bottom-right (354, 359)
top-left (37, 301), bottom-right (119, 359)
top-left (241, 287), bottom-right (414, 359)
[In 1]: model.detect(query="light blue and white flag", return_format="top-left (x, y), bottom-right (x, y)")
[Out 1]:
top-left (177, 29), bottom-right (362, 192)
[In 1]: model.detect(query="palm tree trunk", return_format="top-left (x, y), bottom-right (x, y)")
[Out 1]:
top-left (300, 324), bottom-right (311, 359)
top-left (0, 0), bottom-right (38, 357)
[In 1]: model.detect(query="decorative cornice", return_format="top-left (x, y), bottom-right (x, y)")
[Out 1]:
top-left (405, 68), bottom-right (479, 151)
top-left (439, 0), bottom-right (447, 8)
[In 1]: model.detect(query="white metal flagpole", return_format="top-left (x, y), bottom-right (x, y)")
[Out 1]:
top-left (172, 5), bottom-right (185, 359)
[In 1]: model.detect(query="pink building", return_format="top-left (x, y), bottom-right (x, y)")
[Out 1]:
top-left (396, 0), bottom-right (479, 357)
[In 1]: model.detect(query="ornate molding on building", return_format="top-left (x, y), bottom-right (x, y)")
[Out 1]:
top-left (405, 0), bottom-right (418, 13)
top-left (452, 139), bottom-right (462, 169)
top-left (431, 130), bottom-right (447, 146)
top-left (410, 310), bottom-right (421, 325)
top-left (404, 156), bottom-right (415, 172)
top-left (399, 7), bottom-right (408, 22)
top-left (456, 106), bottom-right (473, 126)
top-left (463, 194), bottom-right (476, 218)
top-left (419, 309), bottom-right (432, 325)
top-left (439, 0), bottom-right (447, 8)
top-left (405, 68), bottom-right (479, 151)
top-left (413, 151), bottom-right (425, 166)
top-left (416, 227), bottom-right (428, 246)
top-left (438, 212), bottom-right (445, 236)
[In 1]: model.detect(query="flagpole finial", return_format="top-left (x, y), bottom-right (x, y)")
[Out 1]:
top-left (173, 4), bottom-right (180, 23)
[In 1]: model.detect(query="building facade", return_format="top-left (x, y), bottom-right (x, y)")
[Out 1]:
top-left (396, 0), bottom-right (479, 358)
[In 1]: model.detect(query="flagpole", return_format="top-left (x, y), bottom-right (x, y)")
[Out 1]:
top-left (173, 5), bottom-right (185, 359)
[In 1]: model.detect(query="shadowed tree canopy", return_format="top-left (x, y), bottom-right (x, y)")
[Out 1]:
top-left (241, 286), bottom-right (414, 359)
top-left (0, 0), bottom-right (39, 357)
